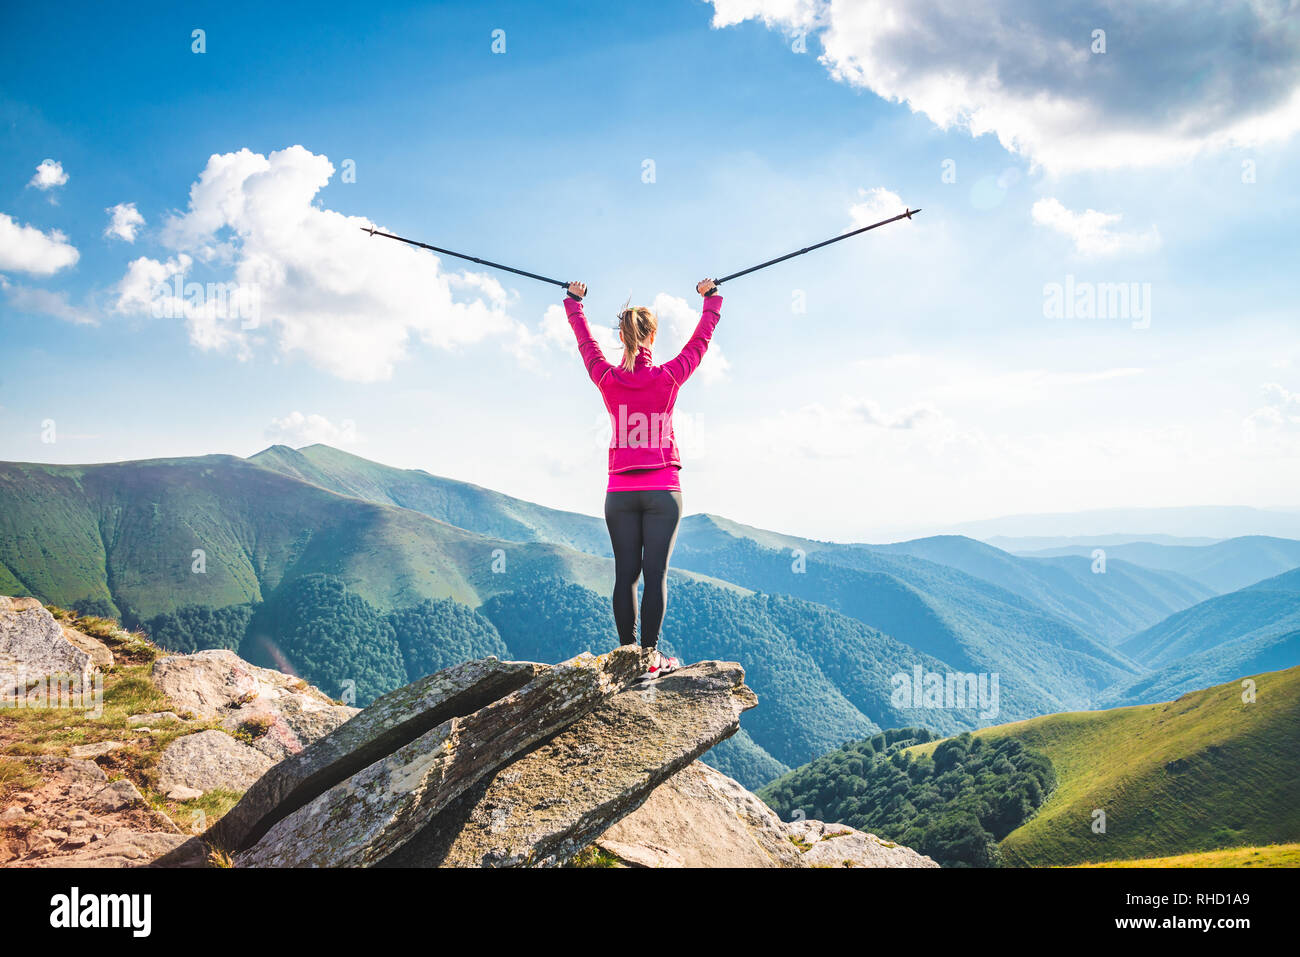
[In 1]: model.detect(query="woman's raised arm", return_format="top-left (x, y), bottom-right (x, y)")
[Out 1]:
top-left (563, 281), bottom-right (613, 385)
top-left (662, 278), bottom-right (722, 385)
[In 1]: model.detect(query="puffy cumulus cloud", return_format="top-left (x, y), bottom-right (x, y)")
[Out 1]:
top-left (113, 145), bottom-right (521, 381)
top-left (104, 202), bottom-right (145, 242)
top-left (113, 253), bottom-right (192, 315)
top-left (707, 0), bottom-right (1300, 173)
top-left (265, 411), bottom-right (359, 447)
top-left (1031, 197), bottom-right (1161, 257)
top-left (28, 159), bottom-right (68, 191)
top-left (0, 212), bottom-right (79, 275)
top-left (0, 278), bottom-right (95, 325)
top-left (848, 187), bottom-right (907, 229)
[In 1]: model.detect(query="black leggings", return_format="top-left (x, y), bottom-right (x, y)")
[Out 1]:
top-left (604, 490), bottom-right (683, 648)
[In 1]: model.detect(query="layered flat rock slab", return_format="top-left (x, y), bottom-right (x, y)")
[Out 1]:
top-left (383, 660), bottom-right (758, 868)
top-left (787, 819), bottom-right (939, 868)
top-left (235, 647), bottom-right (642, 867)
top-left (0, 597), bottom-right (93, 693)
top-left (23, 829), bottom-right (193, 868)
top-left (152, 649), bottom-right (357, 760)
top-left (596, 760), bottom-right (803, 868)
top-left (202, 656), bottom-right (541, 855)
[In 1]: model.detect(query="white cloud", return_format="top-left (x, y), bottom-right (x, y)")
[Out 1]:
top-left (708, 1), bottom-right (1300, 173)
top-left (0, 278), bottom-right (95, 325)
top-left (0, 212), bottom-right (79, 275)
top-left (113, 253), bottom-right (191, 315)
top-left (265, 411), bottom-right (359, 447)
top-left (105, 202), bottom-right (145, 242)
top-left (848, 187), bottom-right (907, 229)
top-left (1031, 198), bottom-right (1161, 258)
top-left (847, 396), bottom-right (939, 430)
top-left (113, 145), bottom-right (524, 381)
top-left (28, 159), bottom-right (68, 191)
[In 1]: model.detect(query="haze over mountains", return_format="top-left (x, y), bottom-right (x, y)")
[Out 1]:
top-left (2, 443), bottom-right (1298, 789)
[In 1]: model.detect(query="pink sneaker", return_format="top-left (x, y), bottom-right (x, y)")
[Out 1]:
top-left (642, 648), bottom-right (680, 679)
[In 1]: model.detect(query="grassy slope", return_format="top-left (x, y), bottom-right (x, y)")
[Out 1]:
top-left (909, 666), bottom-right (1300, 866)
top-left (1076, 843), bottom-right (1300, 868)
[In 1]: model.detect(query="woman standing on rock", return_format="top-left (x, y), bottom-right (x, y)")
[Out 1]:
top-left (563, 278), bottom-right (723, 678)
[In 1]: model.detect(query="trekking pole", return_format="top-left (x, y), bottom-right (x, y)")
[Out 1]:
top-left (714, 208), bottom-right (920, 286)
top-left (359, 226), bottom-right (569, 288)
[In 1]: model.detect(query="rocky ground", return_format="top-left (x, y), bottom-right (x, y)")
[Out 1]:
top-left (1, 595), bottom-right (936, 869)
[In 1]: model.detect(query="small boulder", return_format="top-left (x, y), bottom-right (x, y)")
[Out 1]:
top-left (91, 779), bottom-right (144, 813)
top-left (61, 625), bottom-right (113, 669)
top-left (0, 597), bottom-right (93, 693)
top-left (785, 819), bottom-right (939, 868)
top-left (155, 730), bottom-right (274, 796)
top-left (152, 649), bottom-right (357, 760)
top-left (69, 741), bottom-right (124, 760)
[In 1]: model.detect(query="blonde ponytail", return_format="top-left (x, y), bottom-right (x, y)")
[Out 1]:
top-left (618, 305), bottom-right (658, 372)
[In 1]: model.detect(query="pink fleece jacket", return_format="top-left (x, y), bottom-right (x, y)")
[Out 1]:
top-left (566, 293), bottom-right (723, 492)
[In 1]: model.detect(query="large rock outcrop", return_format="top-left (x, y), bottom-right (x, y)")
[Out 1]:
top-left (231, 647), bottom-right (645, 866)
top-left (0, 597), bottom-right (93, 693)
top-left (384, 661), bottom-right (758, 867)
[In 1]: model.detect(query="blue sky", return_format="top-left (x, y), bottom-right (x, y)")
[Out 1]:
top-left (2, 0), bottom-right (1299, 540)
